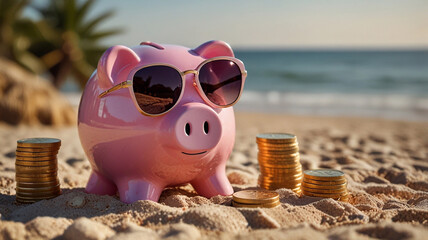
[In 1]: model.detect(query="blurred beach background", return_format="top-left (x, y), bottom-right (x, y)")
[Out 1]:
top-left (1, 0), bottom-right (427, 123)
top-left (54, 0), bottom-right (428, 121)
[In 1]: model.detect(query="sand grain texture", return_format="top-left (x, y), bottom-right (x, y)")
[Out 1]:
top-left (1, 112), bottom-right (427, 239)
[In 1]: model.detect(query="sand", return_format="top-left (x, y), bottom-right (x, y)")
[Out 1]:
top-left (1, 112), bottom-right (427, 239)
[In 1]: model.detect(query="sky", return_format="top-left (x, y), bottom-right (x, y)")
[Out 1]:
top-left (29, 0), bottom-right (428, 49)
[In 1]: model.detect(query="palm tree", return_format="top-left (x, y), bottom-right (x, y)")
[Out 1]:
top-left (30, 0), bottom-right (121, 88)
top-left (0, 0), bottom-right (45, 73)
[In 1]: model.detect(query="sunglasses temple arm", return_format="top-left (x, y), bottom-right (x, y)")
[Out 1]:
top-left (98, 80), bottom-right (133, 98)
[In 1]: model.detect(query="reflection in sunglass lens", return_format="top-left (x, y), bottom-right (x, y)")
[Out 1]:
top-left (199, 60), bottom-right (242, 106)
top-left (133, 66), bottom-right (182, 115)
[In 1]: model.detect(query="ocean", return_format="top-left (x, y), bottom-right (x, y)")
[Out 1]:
top-left (233, 50), bottom-right (428, 121)
top-left (63, 50), bottom-right (428, 121)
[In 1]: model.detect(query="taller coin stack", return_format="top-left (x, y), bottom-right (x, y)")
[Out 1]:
top-left (302, 169), bottom-right (348, 202)
top-left (257, 133), bottom-right (302, 194)
top-left (15, 138), bottom-right (62, 203)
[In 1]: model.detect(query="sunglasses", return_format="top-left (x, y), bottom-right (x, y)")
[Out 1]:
top-left (99, 56), bottom-right (247, 116)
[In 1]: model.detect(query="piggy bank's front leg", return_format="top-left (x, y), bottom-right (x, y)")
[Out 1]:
top-left (85, 171), bottom-right (117, 195)
top-left (116, 179), bottom-right (164, 203)
top-left (191, 167), bottom-right (233, 198)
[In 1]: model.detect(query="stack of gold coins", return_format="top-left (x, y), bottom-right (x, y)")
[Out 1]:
top-left (302, 169), bottom-right (348, 202)
top-left (257, 133), bottom-right (302, 194)
top-left (232, 189), bottom-right (280, 208)
top-left (15, 138), bottom-right (62, 203)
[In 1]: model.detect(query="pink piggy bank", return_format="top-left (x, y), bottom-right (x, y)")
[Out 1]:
top-left (78, 40), bottom-right (247, 203)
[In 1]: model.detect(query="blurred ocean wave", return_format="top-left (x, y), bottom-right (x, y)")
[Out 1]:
top-left (235, 90), bottom-right (428, 121)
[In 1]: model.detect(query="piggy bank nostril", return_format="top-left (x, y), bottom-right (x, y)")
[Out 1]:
top-left (185, 123), bottom-right (191, 136)
top-left (203, 121), bottom-right (209, 134)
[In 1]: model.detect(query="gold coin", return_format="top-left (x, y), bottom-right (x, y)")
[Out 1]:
top-left (260, 165), bottom-right (301, 173)
top-left (265, 165), bottom-right (302, 171)
top-left (258, 159), bottom-right (301, 166)
top-left (258, 156), bottom-right (301, 163)
top-left (257, 139), bottom-right (298, 144)
top-left (258, 178), bottom-right (302, 186)
top-left (16, 190), bottom-right (61, 200)
top-left (16, 180), bottom-right (59, 188)
top-left (258, 144), bottom-right (299, 150)
top-left (16, 146), bottom-right (60, 153)
top-left (301, 186), bottom-right (347, 194)
top-left (259, 184), bottom-right (300, 191)
top-left (16, 185), bottom-right (60, 194)
top-left (304, 169), bottom-right (345, 181)
top-left (258, 152), bottom-right (300, 159)
top-left (16, 160), bottom-right (57, 167)
top-left (17, 138), bottom-right (61, 148)
top-left (259, 163), bottom-right (301, 170)
top-left (258, 155), bottom-right (300, 160)
top-left (302, 181), bottom-right (347, 190)
top-left (259, 160), bottom-right (301, 167)
top-left (303, 177), bottom-right (347, 185)
top-left (16, 189), bottom-right (61, 198)
top-left (302, 190), bottom-right (348, 199)
top-left (261, 174), bottom-right (303, 182)
top-left (233, 189), bottom-right (279, 204)
top-left (260, 174), bottom-right (303, 182)
top-left (257, 141), bottom-right (297, 147)
top-left (15, 172), bottom-right (56, 177)
top-left (15, 175), bottom-right (58, 183)
top-left (258, 155), bottom-right (300, 162)
top-left (16, 151), bottom-right (58, 157)
top-left (258, 181), bottom-right (301, 187)
top-left (290, 186), bottom-right (302, 192)
top-left (259, 162), bottom-right (301, 169)
top-left (15, 165), bottom-right (57, 174)
top-left (15, 156), bottom-right (58, 161)
top-left (259, 182), bottom-right (302, 189)
top-left (260, 173), bottom-right (303, 181)
top-left (256, 139), bottom-right (297, 144)
top-left (258, 148), bottom-right (299, 155)
top-left (256, 133), bottom-right (296, 142)
top-left (232, 200), bottom-right (280, 208)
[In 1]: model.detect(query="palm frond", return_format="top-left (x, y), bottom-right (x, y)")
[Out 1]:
top-left (64, 0), bottom-right (76, 30)
top-left (75, 0), bottom-right (95, 26)
top-left (86, 29), bottom-right (122, 42)
top-left (79, 10), bottom-right (115, 37)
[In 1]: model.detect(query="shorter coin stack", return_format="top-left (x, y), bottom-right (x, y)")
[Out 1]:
top-left (15, 138), bottom-right (62, 203)
top-left (257, 133), bottom-right (302, 194)
top-left (232, 189), bottom-right (280, 208)
top-left (302, 169), bottom-right (348, 202)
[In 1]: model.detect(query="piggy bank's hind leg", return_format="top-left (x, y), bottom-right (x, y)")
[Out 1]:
top-left (116, 179), bottom-right (164, 203)
top-left (191, 168), bottom-right (233, 198)
top-left (85, 171), bottom-right (117, 195)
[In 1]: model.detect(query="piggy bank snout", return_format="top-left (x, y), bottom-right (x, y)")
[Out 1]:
top-left (167, 104), bottom-right (222, 152)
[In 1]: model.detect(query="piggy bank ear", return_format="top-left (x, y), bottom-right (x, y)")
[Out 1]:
top-left (97, 45), bottom-right (140, 89)
top-left (192, 40), bottom-right (234, 58)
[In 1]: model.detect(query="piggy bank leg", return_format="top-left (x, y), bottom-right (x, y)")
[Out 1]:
top-left (85, 171), bottom-right (117, 195)
top-left (191, 168), bottom-right (233, 198)
top-left (116, 179), bottom-right (164, 203)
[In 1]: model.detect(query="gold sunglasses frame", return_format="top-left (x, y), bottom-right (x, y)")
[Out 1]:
top-left (98, 56), bottom-right (247, 117)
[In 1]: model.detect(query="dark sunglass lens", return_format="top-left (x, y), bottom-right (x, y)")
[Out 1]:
top-left (133, 66), bottom-right (182, 114)
top-left (199, 60), bottom-right (242, 106)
